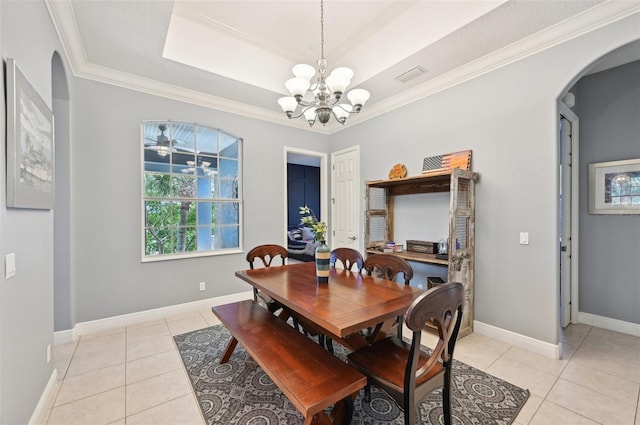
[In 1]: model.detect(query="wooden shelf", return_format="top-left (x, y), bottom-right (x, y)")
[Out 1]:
top-left (365, 167), bottom-right (477, 338)
top-left (366, 170), bottom-right (454, 195)
top-left (365, 249), bottom-right (448, 266)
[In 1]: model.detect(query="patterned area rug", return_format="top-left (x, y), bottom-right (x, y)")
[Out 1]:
top-left (174, 325), bottom-right (529, 425)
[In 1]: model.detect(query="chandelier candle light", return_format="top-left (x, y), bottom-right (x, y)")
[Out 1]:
top-left (277, 0), bottom-right (370, 127)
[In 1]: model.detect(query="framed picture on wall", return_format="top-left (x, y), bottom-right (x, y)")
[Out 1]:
top-left (5, 58), bottom-right (55, 209)
top-left (588, 158), bottom-right (640, 214)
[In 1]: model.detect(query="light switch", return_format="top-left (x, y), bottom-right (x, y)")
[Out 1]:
top-left (5, 253), bottom-right (16, 279)
top-left (519, 232), bottom-right (529, 245)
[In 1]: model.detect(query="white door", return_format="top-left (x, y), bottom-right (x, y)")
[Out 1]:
top-left (560, 115), bottom-right (573, 327)
top-left (331, 147), bottom-right (360, 250)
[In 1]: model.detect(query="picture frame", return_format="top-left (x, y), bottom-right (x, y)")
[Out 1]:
top-left (5, 58), bottom-right (54, 209)
top-left (588, 158), bottom-right (640, 215)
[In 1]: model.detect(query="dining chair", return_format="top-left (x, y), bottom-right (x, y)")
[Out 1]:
top-left (363, 254), bottom-right (414, 337)
top-left (330, 247), bottom-right (364, 272)
top-left (246, 244), bottom-right (288, 313)
top-left (363, 254), bottom-right (413, 284)
top-left (347, 282), bottom-right (464, 425)
top-left (246, 244), bottom-right (333, 353)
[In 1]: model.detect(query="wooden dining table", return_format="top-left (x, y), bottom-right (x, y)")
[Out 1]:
top-left (235, 261), bottom-right (424, 351)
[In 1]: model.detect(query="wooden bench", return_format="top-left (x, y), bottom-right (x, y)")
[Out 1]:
top-left (212, 300), bottom-right (366, 425)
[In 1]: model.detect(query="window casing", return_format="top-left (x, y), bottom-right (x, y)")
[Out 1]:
top-left (142, 121), bottom-right (242, 261)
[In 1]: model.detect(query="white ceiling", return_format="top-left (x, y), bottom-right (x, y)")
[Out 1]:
top-left (47, 0), bottom-right (640, 133)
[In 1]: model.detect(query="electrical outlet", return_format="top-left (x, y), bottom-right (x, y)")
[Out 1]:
top-left (46, 344), bottom-right (51, 364)
top-left (5, 253), bottom-right (16, 279)
top-left (199, 281), bottom-right (206, 291)
top-left (416, 283), bottom-right (425, 289)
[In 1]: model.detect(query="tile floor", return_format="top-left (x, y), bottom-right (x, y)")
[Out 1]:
top-left (46, 307), bottom-right (640, 425)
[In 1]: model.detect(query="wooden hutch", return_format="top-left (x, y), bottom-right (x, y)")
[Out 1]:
top-left (364, 168), bottom-right (478, 337)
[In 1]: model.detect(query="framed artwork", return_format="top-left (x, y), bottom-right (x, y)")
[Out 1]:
top-left (5, 58), bottom-right (54, 209)
top-left (588, 158), bottom-right (640, 215)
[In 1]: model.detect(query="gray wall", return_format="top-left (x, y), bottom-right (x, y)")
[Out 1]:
top-left (0, 1), bottom-right (60, 423)
top-left (330, 13), bottom-right (640, 344)
top-left (71, 78), bottom-right (327, 323)
top-left (576, 60), bottom-right (640, 324)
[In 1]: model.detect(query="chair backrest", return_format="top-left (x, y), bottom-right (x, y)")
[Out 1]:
top-left (330, 248), bottom-right (364, 272)
top-left (246, 244), bottom-right (288, 269)
top-left (404, 282), bottom-right (464, 395)
top-left (363, 254), bottom-right (414, 284)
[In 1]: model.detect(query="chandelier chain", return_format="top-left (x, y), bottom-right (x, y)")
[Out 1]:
top-left (320, 0), bottom-right (325, 60)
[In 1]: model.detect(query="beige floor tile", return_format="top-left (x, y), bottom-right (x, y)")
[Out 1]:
top-left (126, 349), bottom-right (183, 384)
top-left (585, 327), bottom-right (640, 352)
top-left (74, 332), bottom-right (126, 357)
top-left (79, 326), bottom-right (126, 341)
top-left (127, 318), bottom-right (167, 330)
top-left (560, 341), bottom-right (579, 361)
top-left (453, 343), bottom-right (503, 371)
top-left (636, 405), bottom-right (639, 425)
top-left (55, 363), bottom-right (125, 406)
top-left (126, 321), bottom-right (171, 343)
top-left (561, 361), bottom-right (640, 406)
top-left (503, 346), bottom-right (569, 376)
top-left (560, 323), bottom-right (591, 347)
top-left (513, 393), bottom-right (543, 425)
top-left (106, 419), bottom-right (125, 425)
top-left (571, 343), bottom-right (640, 384)
top-left (54, 358), bottom-right (73, 381)
top-left (200, 308), bottom-right (220, 326)
top-left (46, 387), bottom-right (125, 425)
top-left (580, 336), bottom-right (640, 367)
top-left (65, 334), bottom-right (126, 378)
top-left (126, 369), bottom-right (192, 416)
top-left (54, 340), bottom-right (78, 363)
top-left (126, 393), bottom-right (205, 425)
top-left (486, 356), bottom-right (557, 398)
top-left (529, 400), bottom-right (600, 425)
top-left (458, 332), bottom-right (512, 355)
top-left (547, 378), bottom-right (636, 425)
top-left (166, 314), bottom-right (209, 336)
top-left (126, 334), bottom-right (176, 361)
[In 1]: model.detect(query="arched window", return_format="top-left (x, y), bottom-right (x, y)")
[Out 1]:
top-left (142, 121), bottom-right (242, 261)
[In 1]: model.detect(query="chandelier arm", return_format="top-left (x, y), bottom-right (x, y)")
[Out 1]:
top-left (285, 105), bottom-right (317, 120)
top-left (329, 108), bottom-right (347, 125)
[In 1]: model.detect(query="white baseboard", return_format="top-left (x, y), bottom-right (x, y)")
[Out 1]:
top-left (54, 291), bottom-right (253, 343)
top-left (28, 369), bottom-right (58, 425)
top-left (474, 321), bottom-right (561, 360)
top-left (578, 312), bottom-right (640, 337)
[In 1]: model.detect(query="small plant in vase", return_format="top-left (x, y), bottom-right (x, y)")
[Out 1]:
top-left (299, 205), bottom-right (330, 283)
top-left (299, 206), bottom-right (327, 242)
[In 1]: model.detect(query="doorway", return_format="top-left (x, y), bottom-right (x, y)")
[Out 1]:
top-left (283, 147), bottom-right (328, 248)
top-left (559, 101), bottom-right (579, 328)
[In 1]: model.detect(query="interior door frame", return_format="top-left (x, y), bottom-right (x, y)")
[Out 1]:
top-left (559, 101), bottom-right (580, 326)
top-left (283, 147), bottom-right (329, 248)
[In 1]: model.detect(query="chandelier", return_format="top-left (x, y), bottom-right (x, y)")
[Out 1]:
top-left (277, 0), bottom-right (370, 127)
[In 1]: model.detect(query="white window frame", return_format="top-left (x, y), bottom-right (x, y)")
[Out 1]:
top-left (141, 120), bottom-right (243, 262)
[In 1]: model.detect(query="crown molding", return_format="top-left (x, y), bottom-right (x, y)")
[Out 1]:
top-left (46, 0), bottom-right (639, 135)
top-left (350, 1), bottom-right (640, 132)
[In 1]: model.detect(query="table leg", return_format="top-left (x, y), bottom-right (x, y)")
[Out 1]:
top-left (219, 336), bottom-right (238, 364)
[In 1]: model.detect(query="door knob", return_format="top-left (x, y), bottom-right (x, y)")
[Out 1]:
top-left (348, 236), bottom-right (357, 240)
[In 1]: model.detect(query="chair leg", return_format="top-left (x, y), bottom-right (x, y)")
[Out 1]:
top-left (364, 384), bottom-right (371, 402)
top-left (442, 365), bottom-right (453, 425)
top-left (325, 336), bottom-right (334, 354)
top-left (397, 316), bottom-right (404, 339)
